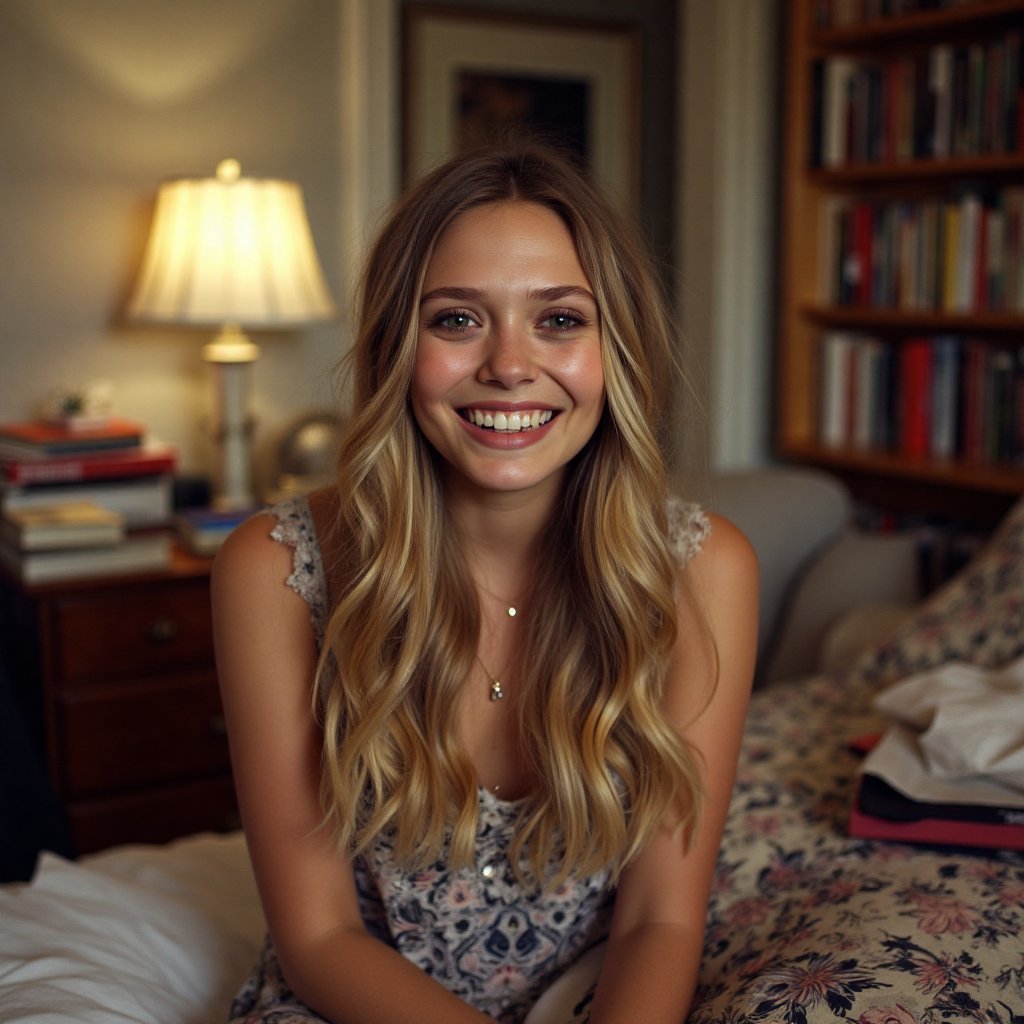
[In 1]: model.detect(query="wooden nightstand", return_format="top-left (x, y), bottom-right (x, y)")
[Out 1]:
top-left (0, 537), bottom-right (238, 854)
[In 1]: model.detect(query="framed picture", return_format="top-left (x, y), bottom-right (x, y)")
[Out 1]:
top-left (402, 6), bottom-right (641, 210)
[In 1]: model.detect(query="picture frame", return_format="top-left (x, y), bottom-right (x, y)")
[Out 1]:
top-left (402, 6), bottom-right (641, 211)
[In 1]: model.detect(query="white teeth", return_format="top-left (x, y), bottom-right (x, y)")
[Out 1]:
top-left (465, 409), bottom-right (553, 433)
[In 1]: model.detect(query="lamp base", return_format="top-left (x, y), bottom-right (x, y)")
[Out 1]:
top-left (203, 325), bottom-right (260, 510)
top-left (202, 323), bottom-right (261, 364)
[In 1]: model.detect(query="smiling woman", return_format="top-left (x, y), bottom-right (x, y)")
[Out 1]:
top-left (210, 142), bottom-right (758, 1024)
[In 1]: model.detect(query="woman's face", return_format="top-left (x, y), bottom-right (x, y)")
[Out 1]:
top-left (410, 200), bottom-right (605, 506)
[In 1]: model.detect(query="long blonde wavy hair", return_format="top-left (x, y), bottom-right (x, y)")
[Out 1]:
top-left (316, 143), bottom-right (705, 886)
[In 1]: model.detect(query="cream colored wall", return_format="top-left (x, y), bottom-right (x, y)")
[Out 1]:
top-left (0, 0), bottom-right (780, 493)
top-left (677, 0), bottom-right (782, 479)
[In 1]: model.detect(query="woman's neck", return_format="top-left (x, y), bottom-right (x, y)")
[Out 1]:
top-left (442, 473), bottom-right (560, 587)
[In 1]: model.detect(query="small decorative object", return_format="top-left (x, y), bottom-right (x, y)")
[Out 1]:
top-left (40, 380), bottom-right (114, 431)
top-left (269, 411), bottom-right (345, 499)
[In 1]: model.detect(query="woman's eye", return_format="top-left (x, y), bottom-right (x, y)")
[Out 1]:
top-left (540, 311), bottom-right (585, 331)
top-left (432, 310), bottom-right (477, 332)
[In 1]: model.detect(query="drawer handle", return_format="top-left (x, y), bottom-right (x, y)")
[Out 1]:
top-left (208, 714), bottom-right (228, 736)
top-left (148, 617), bottom-right (180, 643)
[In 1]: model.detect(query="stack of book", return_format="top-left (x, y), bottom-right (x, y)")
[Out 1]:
top-left (0, 418), bottom-right (176, 583)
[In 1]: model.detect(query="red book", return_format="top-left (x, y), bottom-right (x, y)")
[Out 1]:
top-left (850, 201), bottom-right (875, 306)
top-left (961, 340), bottom-right (989, 462)
top-left (0, 418), bottom-right (145, 460)
top-left (899, 338), bottom-right (933, 458)
top-left (0, 443), bottom-right (177, 487)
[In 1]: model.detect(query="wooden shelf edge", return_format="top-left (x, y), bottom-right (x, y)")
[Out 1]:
top-left (809, 152), bottom-right (1024, 185)
top-left (799, 305), bottom-right (1024, 333)
top-left (810, 0), bottom-right (1024, 48)
top-left (779, 442), bottom-right (1024, 495)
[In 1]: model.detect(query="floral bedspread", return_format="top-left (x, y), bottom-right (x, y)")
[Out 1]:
top-left (689, 672), bottom-right (1024, 1024)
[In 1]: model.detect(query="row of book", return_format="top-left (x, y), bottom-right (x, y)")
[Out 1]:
top-left (814, 0), bottom-right (985, 30)
top-left (810, 33), bottom-right (1023, 167)
top-left (819, 186), bottom-right (1024, 313)
top-left (819, 331), bottom-right (1023, 464)
top-left (0, 417), bottom-right (253, 583)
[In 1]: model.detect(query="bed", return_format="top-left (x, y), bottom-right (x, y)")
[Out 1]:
top-left (2, 469), bottom-right (1022, 1023)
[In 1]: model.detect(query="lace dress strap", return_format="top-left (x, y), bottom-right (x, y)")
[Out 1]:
top-left (265, 495), bottom-right (329, 646)
top-left (667, 493), bottom-right (710, 567)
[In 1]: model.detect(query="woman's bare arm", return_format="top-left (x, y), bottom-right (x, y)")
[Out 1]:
top-left (211, 514), bottom-right (489, 1024)
top-left (587, 513), bottom-right (759, 1024)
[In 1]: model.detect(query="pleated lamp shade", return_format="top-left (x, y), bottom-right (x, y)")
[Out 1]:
top-left (128, 158), bottom-right (335, 328)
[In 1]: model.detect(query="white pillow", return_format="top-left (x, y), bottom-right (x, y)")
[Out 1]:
top-left (0, 832), bottom-right (263, 1024)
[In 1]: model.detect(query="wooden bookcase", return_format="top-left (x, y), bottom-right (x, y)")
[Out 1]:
top-left (778, 0), bottom-right (1024, 527)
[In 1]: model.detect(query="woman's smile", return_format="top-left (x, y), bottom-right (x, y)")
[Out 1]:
top-left (460, 406), bottom-right (555, 433)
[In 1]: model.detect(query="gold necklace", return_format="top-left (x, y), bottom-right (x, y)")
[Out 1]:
top-left (477, 581), bottom-right (522, 618)
top-left (477, 654), bottom-right (505, 701)
top-left (475, 582), bottom-right (524, 699)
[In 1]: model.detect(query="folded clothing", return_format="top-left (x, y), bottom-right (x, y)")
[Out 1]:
top-left (873, 657), bottom-right (1024, 792)
top-left (861, 724), bottom-right (1024, 810)
top-left (852, 658), bottom-right (1024, 851)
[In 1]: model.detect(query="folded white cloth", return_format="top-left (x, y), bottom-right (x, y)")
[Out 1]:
top-left (862, 725), bottom-right (1024, 808)
top-left (872, 656), bottom-right (1024, 794)
top-left (0, 832), bottom-right (263, 1024)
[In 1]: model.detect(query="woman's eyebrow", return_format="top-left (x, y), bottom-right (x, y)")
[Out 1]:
top-left (529, 285), bottom-right (597, 303)
top-left (419, 285), bottom-right (596, 304)
top-left (420, 286), bottom-right (484, 304)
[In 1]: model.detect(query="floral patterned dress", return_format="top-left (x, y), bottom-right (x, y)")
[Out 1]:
top-left (227, 495), bottom-right (710, 1024)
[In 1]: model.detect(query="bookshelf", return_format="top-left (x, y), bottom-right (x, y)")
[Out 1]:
top-left (778, 0), bottom-right (1024, 527)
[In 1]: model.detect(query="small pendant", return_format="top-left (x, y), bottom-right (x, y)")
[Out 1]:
top-left (507, 606), bottom-right (517, 617)
top-left (489, 678), bottom-right (504, 701)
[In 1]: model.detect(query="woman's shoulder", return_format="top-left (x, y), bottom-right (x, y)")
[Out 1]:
top-left (679, 509), bottom-right (759, 611)
top-left (212, 503), bottom-right (293, 578)
top-left (212, 490), bottom-right (332, 639)
top-left (665, 493), bottom-right (758, 603)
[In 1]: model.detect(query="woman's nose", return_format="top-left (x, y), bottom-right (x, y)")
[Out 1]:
top-left (477, 324), bottom-right (538, 388)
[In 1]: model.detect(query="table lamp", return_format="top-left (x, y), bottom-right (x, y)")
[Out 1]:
top-left (127, 159), bottom-right (336, 510)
